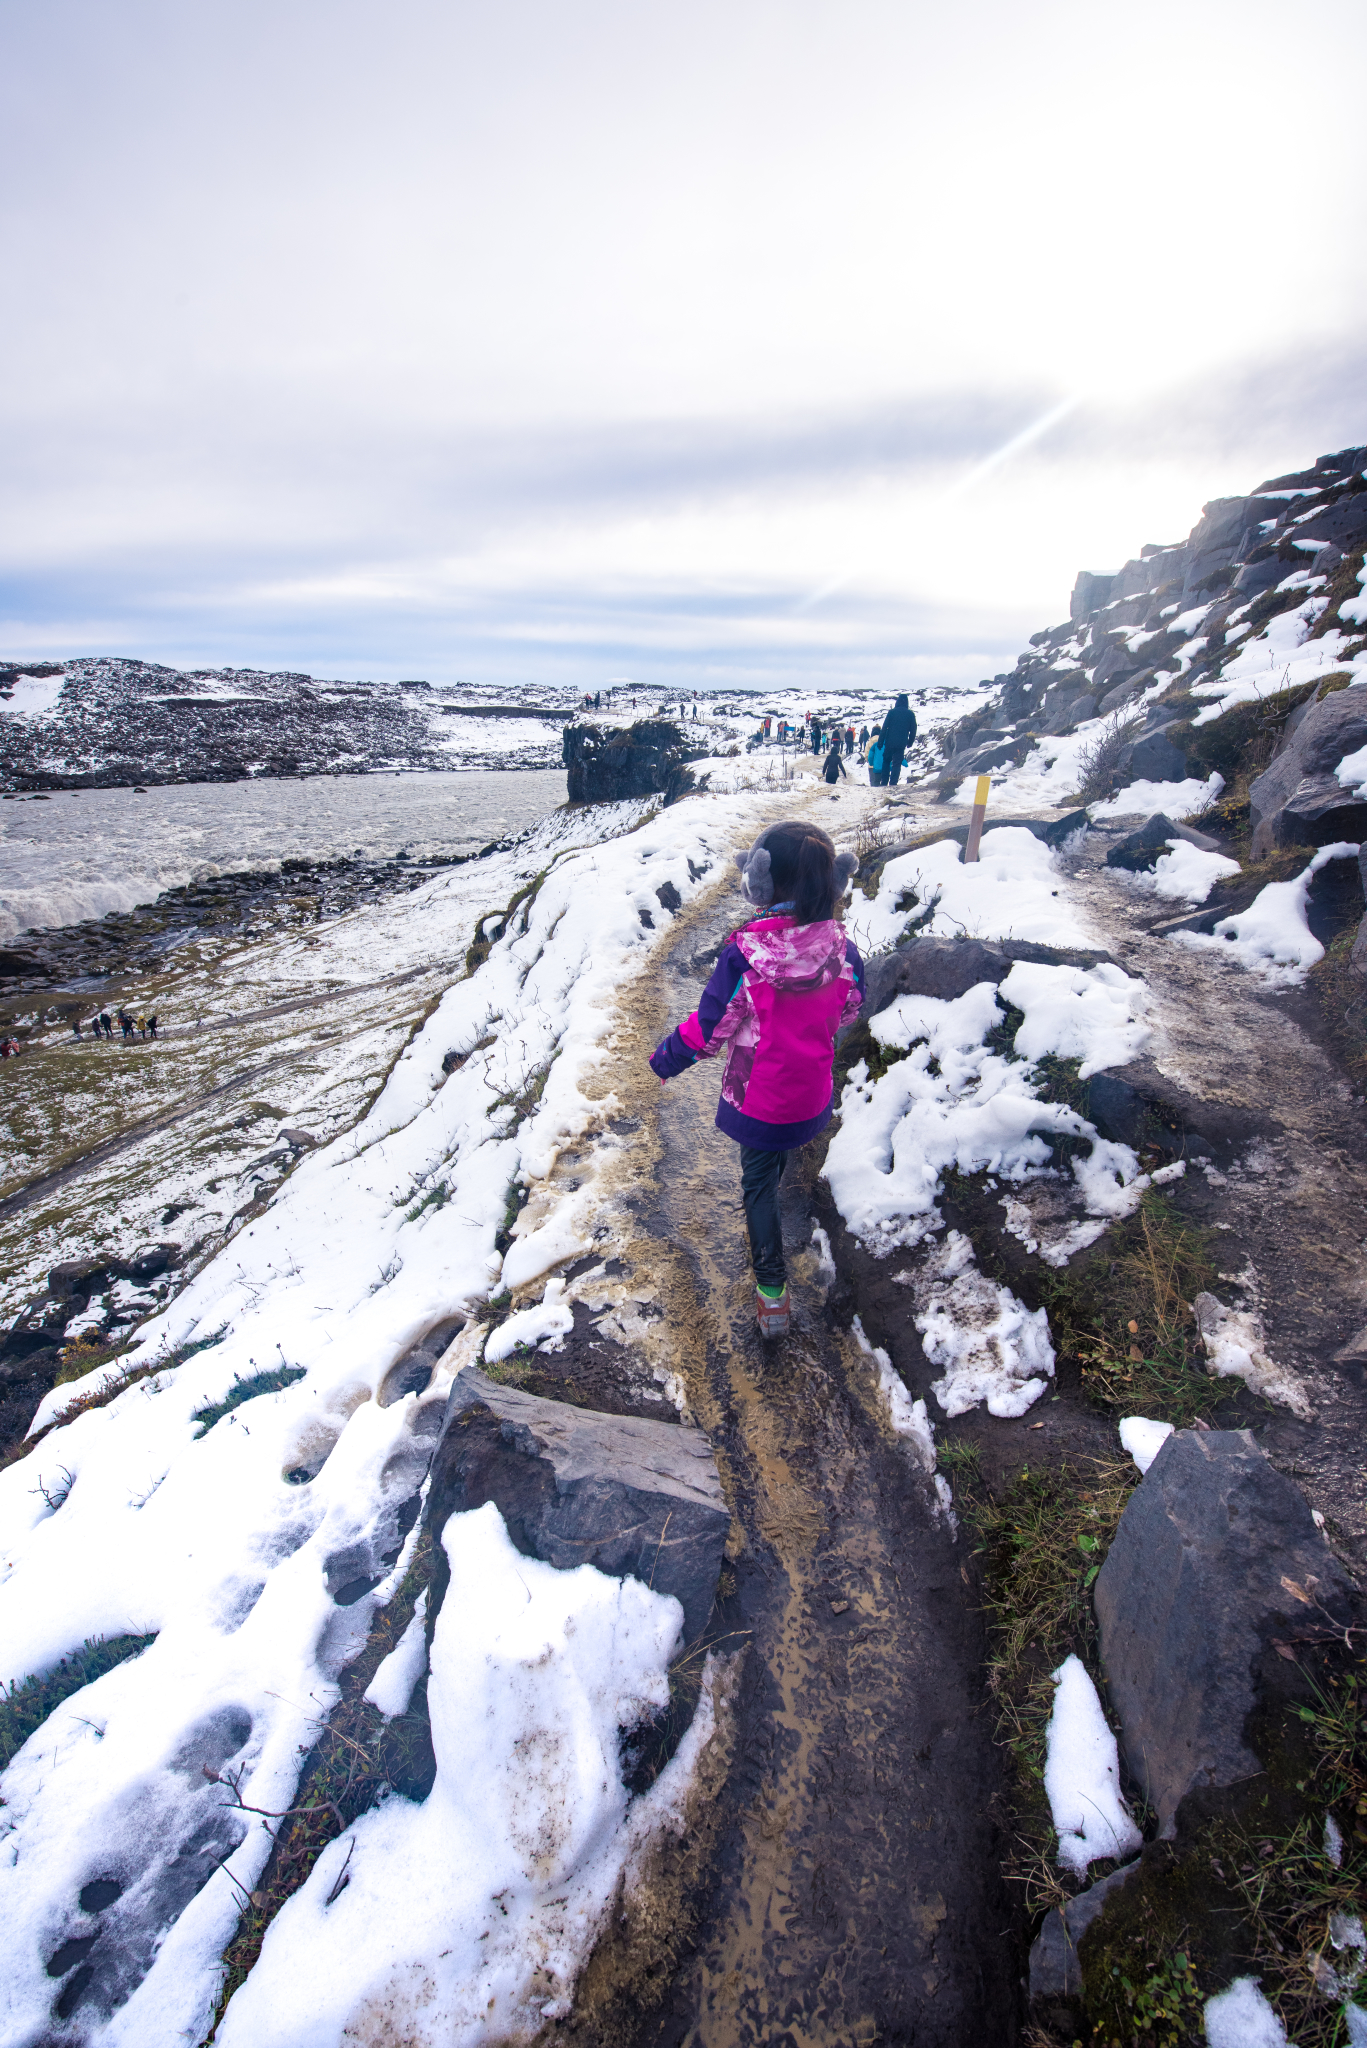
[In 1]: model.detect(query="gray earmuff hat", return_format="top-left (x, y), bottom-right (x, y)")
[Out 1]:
top-left (734, 827), bottom-right (856, 908)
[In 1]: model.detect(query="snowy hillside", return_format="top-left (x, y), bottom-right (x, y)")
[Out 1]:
top-left (933, 444), bottom-right (1367, 824)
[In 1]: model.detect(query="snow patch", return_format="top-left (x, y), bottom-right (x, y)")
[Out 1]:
top-left (1044, 1655), bottom-right (1143, 1877)
top-left (1091, 773), bottom-right (1225, 822)
top-left (1125, 839), bottom-right (1241, 903)
top-left (850, 1316), bottom-right (955, 1524)
top-left (1193, 1292), bottom-right (1312, 1417)
top-left (485, 1277), bottom-right (575, 1362)
top-left (217, 1503), bottom-right (686, 2045)
top-left (363, 1591), bottom-right (429, 1718)
top-left (896, 1232), bottom-right (1054, 1418)
top-left (1203, 1977), bottom-right (1288, 2047)
top-left (1175, 843), bottom-right (1360, 985)
top-left (1118, 1416), bottom-right (1173, 1475)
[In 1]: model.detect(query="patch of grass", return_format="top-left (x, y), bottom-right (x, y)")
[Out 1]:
top-left (209, 1520), bottom-right (436, 2032)
top-left (404, 1177), bottom-right (449, 1222)
top-left (1038, 1194), bottom-right (1233, 1429)
top-left (1079, 1640), bottom-right (1367, 2048)
top-left (1, 1633), bottom-right (156, 1772)
top-left (952, 1452), bottom-right (1137, 1914)
top-left (191, 1362), bottom-right (307, 1439)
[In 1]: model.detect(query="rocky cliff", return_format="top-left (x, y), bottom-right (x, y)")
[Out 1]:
top-left (934, 444), bottom-right (1367, 871)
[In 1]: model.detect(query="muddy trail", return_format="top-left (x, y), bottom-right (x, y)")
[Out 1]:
top-left (555, 804), bottom-right (1367, 2045)
top-left (564, 873), bottom-right (1018, 2047)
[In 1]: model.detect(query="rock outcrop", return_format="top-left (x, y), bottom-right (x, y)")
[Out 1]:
top-left (427, 1365), bottom-right (729, 1643)
top-left (561, 718), bottom-right (700, 805)
top-left (1248, 685), bottom-right (1367, 856)
top-left (932, 444), bottom-right (1367, 804)
top-left (1094, 1428), bottom-right (1354, 1833)
top-left (0, 660), bottom-right (569, 790)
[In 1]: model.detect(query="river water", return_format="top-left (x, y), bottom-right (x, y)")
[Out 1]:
top-left (0, 769), bottom-right (569, 939)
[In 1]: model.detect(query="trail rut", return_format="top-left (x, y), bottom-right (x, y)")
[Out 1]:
top-left (576, 868), bottom-right (1017, 2047)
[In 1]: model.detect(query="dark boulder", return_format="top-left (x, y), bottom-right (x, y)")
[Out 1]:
top-left (1114, 729), bottom-right (1191, 786)
top-left (1105, 813), bottom-right (1223, 871)
top-left (1248, 685), bottom-right (1367, 857)
top-left (562, 719), bottom-right (699, 805)
top-left (1094, 1429), bottom-right (1354, 1833)
top-left (429, 1366), bottom-right (729, 1643)
top-left (859, 930), bottom-right (1114, 1021)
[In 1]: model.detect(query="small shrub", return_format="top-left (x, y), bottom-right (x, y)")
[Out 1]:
top-left (1073, 713), bottom-right (1146, 804)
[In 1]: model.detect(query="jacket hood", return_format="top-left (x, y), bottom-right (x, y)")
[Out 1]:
top-left (734, 916), bottom-right (850, 992)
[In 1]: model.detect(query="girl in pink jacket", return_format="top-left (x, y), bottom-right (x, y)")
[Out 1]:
top-left (650, 821), bottom-right (864, 1337)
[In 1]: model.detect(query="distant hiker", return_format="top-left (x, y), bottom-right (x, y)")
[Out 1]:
top-left (99, 1011), bottom-right (113, 1039)
top-left (845, 726), bottom-right (855, 755)
top-left (649, 822), bottom-right (863, 1340)
top-left (118, 1010), bottom-right (134, 1041)
top-left (822, 739), bottom-right (847, 784)
top-left (147, 1014), bottom-right (158, 1039)
top-left (692, 703), bottom-right (698, 720)
top-left (594, 691), bottom-right (601, 709)
top-left (71, 1019), bottom-right (82, 1040)
top-left (858, 724), bottom-right (869, 755)
top-left (867, 725), bottom-right (886, 785)
top-left (878, 692), bottom-right (917, 786)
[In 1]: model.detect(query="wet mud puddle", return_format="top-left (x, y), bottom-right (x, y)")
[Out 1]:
top-left (577, 876), bottom-right (1016, 2047)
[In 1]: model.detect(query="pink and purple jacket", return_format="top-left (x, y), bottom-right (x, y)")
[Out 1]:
top-left (649, 914), bottom-right (865, 1151)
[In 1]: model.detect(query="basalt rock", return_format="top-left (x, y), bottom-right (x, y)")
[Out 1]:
top-left (562, 719), bottom-right (699, 805)
top-left (1094, 1429), bottom-right (1355, 1834)
top-left (1105, 813), bottom-right (1223, 871)
top-left (859, 931), bottom-right (1114, 1020)
top-left (1248, 685), bottom-right (1367, 858)
top-left (1114, 728), bottom-right (1190, 787)
top-left (429, 1366), bottom-right (729, 1643)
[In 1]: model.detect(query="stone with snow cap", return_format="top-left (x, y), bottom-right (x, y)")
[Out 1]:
top-left (430, 1365), bottom-right (729, 1643)
top-left (1095, 1429), bottom-right (1355, 1833)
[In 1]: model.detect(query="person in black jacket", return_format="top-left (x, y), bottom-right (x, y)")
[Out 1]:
top-left (822, 738), bottom-right (847, 784)
top-left (879, 693), bottom-right (916, 785)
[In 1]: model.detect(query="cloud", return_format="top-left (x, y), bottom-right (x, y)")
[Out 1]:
top-left (2, 0), bottom-right (1365, 689)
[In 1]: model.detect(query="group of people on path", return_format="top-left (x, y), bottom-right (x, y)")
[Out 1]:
top-left (72, 1010), bottom-right (158, 1042)
top-left (763, 693), bottom-right (917, 787)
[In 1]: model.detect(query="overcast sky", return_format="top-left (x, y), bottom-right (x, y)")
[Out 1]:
top-left (3, 0), bottom-right (1365, 695)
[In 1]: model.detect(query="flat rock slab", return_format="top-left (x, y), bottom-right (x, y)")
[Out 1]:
top-left (1029, 1857), bottom-right (1142, 2001)
top-left (1105, 812), bottom-right (1222, 869)
top-left (1095, 1429), bottom-right (1354, 1832)
top-left (860, 929), bottom-right (1114, 1019)
top-left (430, 1365), bottom-right (729, 1643)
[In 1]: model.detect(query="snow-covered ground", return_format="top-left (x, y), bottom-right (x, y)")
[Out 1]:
top-left (0, 770), bottom-right (1329, 2041)
top-left (0, 782), bottom-right (789, 2045)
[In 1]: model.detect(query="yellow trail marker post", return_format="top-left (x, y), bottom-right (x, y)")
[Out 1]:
top-left (964, 775), bottom-right (990, 862)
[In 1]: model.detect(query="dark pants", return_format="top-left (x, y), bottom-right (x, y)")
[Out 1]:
top-left (886, 749), bottom-right (905, 785)
top-left (740, 1146), bottom-right (790, 1287)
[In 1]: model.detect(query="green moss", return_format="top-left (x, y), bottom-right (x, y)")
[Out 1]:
top-left (1, 1634), bottom-right (156, 1771)
top-left (191, 1362), bottom-right (306, 1438)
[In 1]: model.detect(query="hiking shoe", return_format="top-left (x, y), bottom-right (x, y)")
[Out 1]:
top-left (756, 1284), bottom-right (791, 1339)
